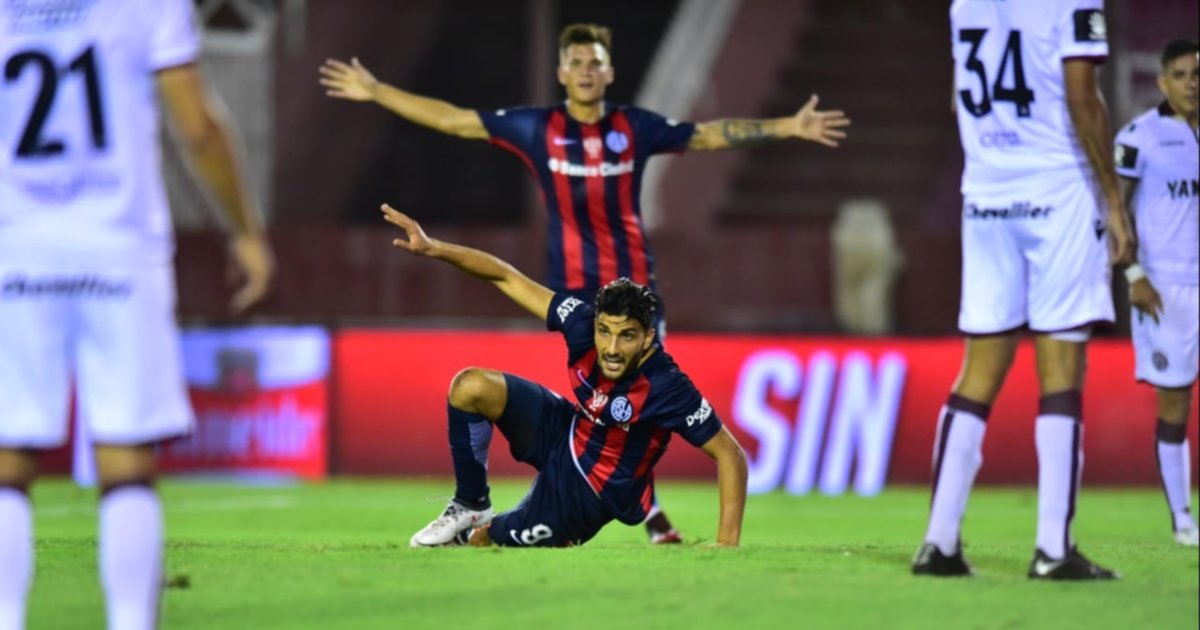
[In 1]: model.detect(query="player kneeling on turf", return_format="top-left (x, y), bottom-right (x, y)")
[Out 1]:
top-left (380, 205), bottom-right (748, 548)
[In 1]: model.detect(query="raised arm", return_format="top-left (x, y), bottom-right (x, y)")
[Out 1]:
top-left (381, 204), bottom-right (552, 318)
top-left (320, 57), bottom-right (487, 140)
top-left (1064, 59), bottom-right (1133, 265)
top-left (158, 63), bottom-right (274, 313)
top-left (699, 426), bottom-right (748, 547)
top-left (688, 94), bottom-right (850, 151)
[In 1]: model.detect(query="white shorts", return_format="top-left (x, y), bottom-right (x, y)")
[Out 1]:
top-left (0, 260), bottom-right (193, 448)
top-left (1132, 282), bottom-right (1199, 388)
top-left (958, 177), bottom-right (1114, 334)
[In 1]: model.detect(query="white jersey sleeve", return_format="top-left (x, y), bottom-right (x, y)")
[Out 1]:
top-left (1113, 119), bottom-right (1145, 179)
top-left (147, 0), bottom-right (201, 71)
top-left (1055, 0), bottom-right (1109, 62)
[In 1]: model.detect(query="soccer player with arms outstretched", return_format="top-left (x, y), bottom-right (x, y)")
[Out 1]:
top-left (0, 1), bottom-right (273, 628)
top-left (912, 0), bottom-right (1134, 580)
top-left (1114, 39), bottom-right (1199, 547)
top-left (320, 22), bottom-right (847, 543)
top-left (378, 204), bottom-right (748, 549)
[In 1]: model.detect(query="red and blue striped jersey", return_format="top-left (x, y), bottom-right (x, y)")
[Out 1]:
top-left (547, 292), bottom-right (722, 524)
top-left (478, 103), bottom-right (695, 293)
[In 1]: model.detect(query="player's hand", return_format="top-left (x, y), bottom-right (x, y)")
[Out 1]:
top-left (227, 232), bottom-right (274, 314)
top-left (381, 204), bottom-right (434, 255)
top-left (790, 95), bottom-right (850, 148)
top-left (319, 57), bottom-right (378, 102)
top-left (1129, 277), bottom-right (1164, 325)
top-left (1105, 202), bottom-right (1135, 266)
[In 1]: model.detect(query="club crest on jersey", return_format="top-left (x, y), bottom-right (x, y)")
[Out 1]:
top-left (610, 396), bottom-right (633, 422)
top-left (1073, 9), bottom-right (1106, 42)
top-left (584, 137), bottom-right (604, 158)
top-left (605, 130), bottom-right (629, 153)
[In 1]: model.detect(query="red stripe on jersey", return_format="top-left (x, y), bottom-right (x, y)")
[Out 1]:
top-left (610, 112), bottom-right (648, 284)
top-left (580, 124), bottom-right (618, 283)
top-left (587, 423), bottom-right (628, 491)
top-left (623, 373), bottom-right (652, 424)
top-left (639, 479), bottom-right (654, 514)
top-left (547, 112), bottom-right (585, 289)
top-left (633, 427), bottom-right (669, 479)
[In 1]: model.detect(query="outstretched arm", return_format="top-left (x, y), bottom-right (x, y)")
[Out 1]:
top-left (320, 57), bottom-right (488, 140)
top-left (381, 204), bottom-right (553, 318)
top-left (699, 426), bottom-right (748, 547)
top-left (688, 95), bottom-right (850, 150)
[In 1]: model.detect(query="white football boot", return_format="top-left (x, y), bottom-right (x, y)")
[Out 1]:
top-left (410, 501), bottom-right (494, 547)
top-left (1174, 527), bottom-right (1199, 547)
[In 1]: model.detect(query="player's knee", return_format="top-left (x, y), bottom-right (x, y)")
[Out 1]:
top-left (1157, 387), bottom-right (1193, 424)
top-left (0, 448), bottom-right (39, 490)
top-left (448, 367), bottom-right (503, 411)
top-left (93, 443), bottom-right (157, 489)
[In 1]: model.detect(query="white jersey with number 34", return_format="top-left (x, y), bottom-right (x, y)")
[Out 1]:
top-left (0, 0), bottom-right (200, 264)
top-left (950, 0), bottom-right (1109, 195)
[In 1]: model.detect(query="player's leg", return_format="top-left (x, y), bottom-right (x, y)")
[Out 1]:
top-left (914, 332), bottom-right (1018, 576)
top-left (0, 261), bottom-right (72, 627)
top-left (1022, 175), bottom-right (1118, 580)
top-left (1133, 281), bottom-right (1199, 545)
top-left (0, 450), bottom-right (38, 630)
top-left (915, 194), bottom-right (1024, 576)
top-left (412, 370), bottom-right (575, 547)
top-left (92, 444), bottom-right (164, 630)
top-left (75, 262), bottom-right (193, 627)
top-left (485, 464), bottom-right (612, 548)
top-left (1155, 386), bottom-right (1197, 546)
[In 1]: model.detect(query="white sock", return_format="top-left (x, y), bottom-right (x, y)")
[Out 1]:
top-left (1036, 415), bottom-right (1082, 559)
top-left (924, 405), bottom-right (987, 555)
top-left (0, 488), bottom-right (33, 630)
top-left (100, 485), bottom-right (163, 630)
top-left (1157, 438), bottom-right (1196, 532)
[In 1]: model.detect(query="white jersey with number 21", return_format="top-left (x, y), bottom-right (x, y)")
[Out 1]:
top-left (951, 0), bottom-right (1109, 195)
top-left (0, 0), bottom-right (200, 265)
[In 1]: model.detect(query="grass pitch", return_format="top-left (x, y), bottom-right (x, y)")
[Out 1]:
top-left (28, 479), bottom-right (1199, 629)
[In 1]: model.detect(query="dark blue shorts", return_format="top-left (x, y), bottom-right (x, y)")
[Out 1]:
top-left (488, 374), bottom-right (613, 547)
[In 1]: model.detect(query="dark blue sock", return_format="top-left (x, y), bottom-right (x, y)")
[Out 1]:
top-left (448, 404), bottom-right (492, 509)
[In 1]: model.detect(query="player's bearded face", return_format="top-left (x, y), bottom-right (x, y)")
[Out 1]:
top-left (1159, 53), bottom-right (1199, 117)
top-left (558, 43), bottom-right (613, 105)
top-left (594, 314), bottom-right (653, 380)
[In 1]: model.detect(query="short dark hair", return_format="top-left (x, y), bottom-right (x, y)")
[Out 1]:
top-left (594, 278), bottom-right (658, 333)
top-left (558, 23), bottom-right (612, 57)
top-left (1161, 39), bottom-right (1199, 68)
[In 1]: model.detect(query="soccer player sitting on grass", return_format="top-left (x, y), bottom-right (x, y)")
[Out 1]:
top-left (379, 204), bottom-right (748, 548)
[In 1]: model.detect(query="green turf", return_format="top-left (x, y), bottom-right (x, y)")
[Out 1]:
top-left (26, 479), bottom-right (1200, 629)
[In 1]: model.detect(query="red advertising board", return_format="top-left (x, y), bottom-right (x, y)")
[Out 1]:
top-left (333, 331), bottom-right (1198, 492)
top-left (157, 326), bottom-right (330, 479)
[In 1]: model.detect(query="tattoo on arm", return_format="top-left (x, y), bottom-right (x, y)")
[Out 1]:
top-left (720, 120), bottom-right (774, 147)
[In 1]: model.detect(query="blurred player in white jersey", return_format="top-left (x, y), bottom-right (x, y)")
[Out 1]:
top-left (912, 0), bottom-right (1134, 580)
top-left (1114, 39), bottom-right (1199, 547)
top-left (0, 1), bottom-right (273, 628)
